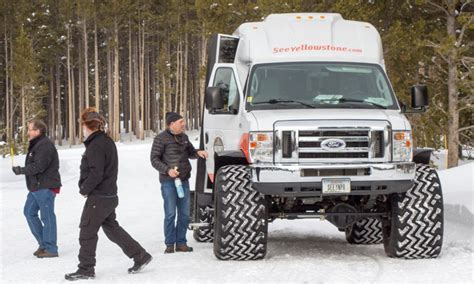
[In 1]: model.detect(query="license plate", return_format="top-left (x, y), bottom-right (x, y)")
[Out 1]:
top-left (322, 179), bottom-right (351, 194)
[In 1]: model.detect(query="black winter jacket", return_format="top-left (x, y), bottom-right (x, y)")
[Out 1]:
top-left (79, 131), bottom-right (118, 196)
top-left (24, 135), bottom-right (62, 191)
top-left (150, 130), bottom-right (198, 182)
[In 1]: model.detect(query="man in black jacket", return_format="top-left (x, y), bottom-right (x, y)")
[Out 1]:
top-left (65, 108), bottom-right (152, 281)
top-left (12, 119), bottom-right (61, 258)
top-left (150, 112), bottom-right (208, 254)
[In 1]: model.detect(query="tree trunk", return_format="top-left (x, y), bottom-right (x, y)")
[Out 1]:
top-left (192, 52), bottom-right (199, 130)
top-left (78, 37), bottom-right (84, 141)
top-left (198, 34), bottom-right (207, 127)
top-left (128, 20), bottom-right (133, 139)
top-left (139, 21), bottom-right (145, 140)
top-left (183, 31), bottom-right (188, 127)
top-left (175, 39), bottom-right (180, 113)
top-left (9, 36), bottom-right (14, 142)
top-left (113, 20), bottom-right (120, 141)
top-left (83, 18), bottom-right (89, 108)
top-left (107, 38), bottom-right (113, 138)
top-left (94, 16), bottom-right (100, 110)
top-left (446, 8), bottom-right (459, 168)
top-left (67, 25), bottom-right (75, 146)
top-left (162, 73), bottom-right (166, 129)
top-left (72, 65), bottom-right (77, 143)
top-left (145, 44), bottom-right (150, 135)
top-left (134, 31), bottom-right (140, 138)
top-left (151, 34), bottom-right (158, 133)
top-left (21, 87), bottom-right (25, 146)
top-left (49, 66), bottom-right (55, 141)
top-left (4, 17), bottom-right (11, 143)
top-left (56, 62), bottom-right (62, 146)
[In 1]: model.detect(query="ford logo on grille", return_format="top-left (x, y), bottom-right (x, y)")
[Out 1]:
top-left (321, 139), bottom-right (346, 151)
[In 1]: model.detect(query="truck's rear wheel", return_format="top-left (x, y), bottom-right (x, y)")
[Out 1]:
top-left (383, 164), bottom-right (443, 258)
top-left (213, 165), bottom-right (268, 260)
top-left (193, 205), bottom-right (214, 242)
top-left (345, 218), bottom-right (383, 244)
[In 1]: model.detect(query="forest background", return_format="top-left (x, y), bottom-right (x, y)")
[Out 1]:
top-left (0, 0), bottom-right (472, 168)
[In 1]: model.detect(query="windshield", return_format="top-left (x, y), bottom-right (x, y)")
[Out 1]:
top-left (246, 63), bottom-right (399, 110)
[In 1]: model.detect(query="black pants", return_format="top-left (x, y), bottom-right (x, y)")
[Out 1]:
top-left (78, 195), bottom-right (145, 272)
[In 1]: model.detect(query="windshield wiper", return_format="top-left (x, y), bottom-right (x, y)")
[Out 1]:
top-left (315, 98), bottom-right (387, 109)
top-left (337, 98), bottom-right (387, 109)
top-left (252, 99), bottom-right (316, 108)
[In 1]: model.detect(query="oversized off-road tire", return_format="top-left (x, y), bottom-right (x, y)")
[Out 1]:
top-left (345, 218), bottom-right (383, 244)
top-left (193, 205), bottom-right (214, 242)
top-left (383, 164), bottom-right (443, 259)
top-left (213, 165), bottom-right (268, 260)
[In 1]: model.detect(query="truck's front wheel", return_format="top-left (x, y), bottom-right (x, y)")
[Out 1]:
top-left (213, 165), bottom-right (268, 260)
top-left (383, 164), bottom-right (443, 258)
top-left (345, 218), bottom-right (383, 244)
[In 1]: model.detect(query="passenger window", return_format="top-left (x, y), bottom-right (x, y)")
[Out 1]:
top-left (213, 68), bottom-right (239, 112)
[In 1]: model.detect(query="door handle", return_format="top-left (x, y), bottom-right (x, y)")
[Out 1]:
top-left (205, 132), bottom-right (209, 144)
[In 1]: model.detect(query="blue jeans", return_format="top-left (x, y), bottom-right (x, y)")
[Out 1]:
top-left (160, 179), bottom-right (190, 246)
top-left (23, 189), bottom-right (58, 254)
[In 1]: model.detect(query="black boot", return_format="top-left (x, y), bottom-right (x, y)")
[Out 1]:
top-left (65, 270), bottom-right (95, 281)
top-left (128, 252), bottom-right (152, 274)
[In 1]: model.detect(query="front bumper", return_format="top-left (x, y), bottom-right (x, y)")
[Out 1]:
top-left (250, 162), bottom-right (415, 197)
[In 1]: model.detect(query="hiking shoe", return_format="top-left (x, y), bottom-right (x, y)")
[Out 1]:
top-left (65, 270), bottom-right (95, 281)
top-left (175, 244), bottom-right (193, 252)
top-left (33, 247), bottom-right (45, 257)
top-left (164, 245), bottom-right (174, 254)
top-left (128, 252), bottom-right (152, 274)
top-left (36, 250), bottom-right (59, 258)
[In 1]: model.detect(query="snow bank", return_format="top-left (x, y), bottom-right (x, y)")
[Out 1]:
top-left (438, 163), bottom-right (474, 226)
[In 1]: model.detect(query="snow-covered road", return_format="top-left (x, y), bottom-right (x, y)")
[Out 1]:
top-left (1, 137), bottom-right (472, 283)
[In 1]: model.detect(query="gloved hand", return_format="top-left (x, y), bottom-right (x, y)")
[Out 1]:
top-left (12, 166), bottom-right (24, 175)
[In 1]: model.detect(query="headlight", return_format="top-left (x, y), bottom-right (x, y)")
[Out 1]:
top-left (249, 132), bottom-right (273, 163)
top-left (392, 131), bottom-right (412, 162)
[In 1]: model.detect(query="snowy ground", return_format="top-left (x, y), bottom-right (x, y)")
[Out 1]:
top-left (0, 132), bottom-right (473, 283)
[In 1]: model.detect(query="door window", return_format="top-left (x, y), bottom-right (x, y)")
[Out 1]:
top-left (213, 68), bottom-right (239, 112)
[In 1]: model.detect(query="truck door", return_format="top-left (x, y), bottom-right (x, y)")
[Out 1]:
top-left (204, 64), bottom-right (245, 190)
top-left (196, 34), bottom-right (240, 196)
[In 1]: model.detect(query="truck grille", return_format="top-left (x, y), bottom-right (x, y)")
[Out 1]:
top-left (296, 129), bottom-right (383, 161)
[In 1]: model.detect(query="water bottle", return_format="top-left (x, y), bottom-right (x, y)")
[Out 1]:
top-left (175, 178), bottom-right (185, 198)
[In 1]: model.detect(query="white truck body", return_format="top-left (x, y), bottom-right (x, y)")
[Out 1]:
top-left (203, 13), bottom-right (414, 190)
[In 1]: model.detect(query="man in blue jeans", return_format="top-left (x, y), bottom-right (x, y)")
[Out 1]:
top-left (150, 112), bottom-right (208, 254)
top-left (12, 119), bottom-right (61, 258)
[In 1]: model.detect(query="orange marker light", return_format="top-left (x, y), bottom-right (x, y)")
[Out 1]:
top-left (320, 15), bottom-right (326, 20)
top-left (296, 16), bottom-right (302, 20)
top-left (256, 133), bottom-right (269, 141)
top-left (308, 16), bottom-right (314, 20)
top-left (394, 132), bottom-right (405, 140)
top-left (250, 141), bottom-right (258, 149)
